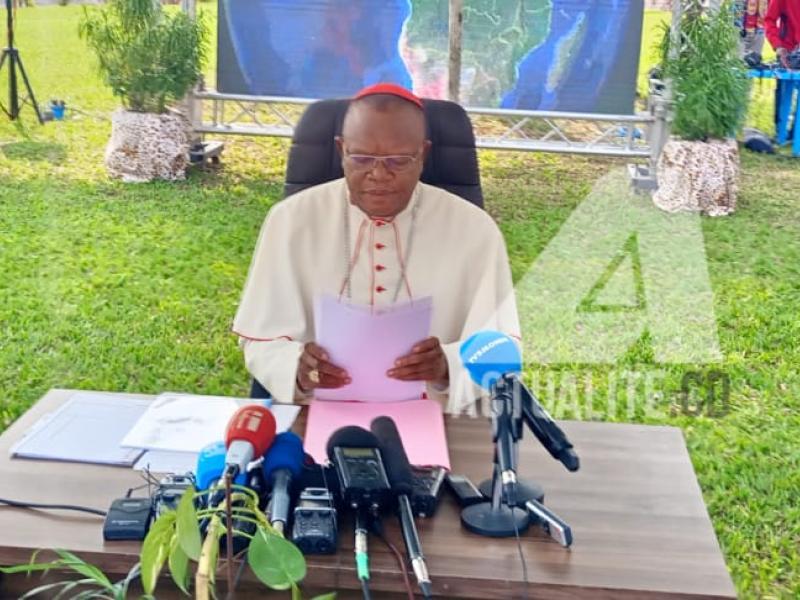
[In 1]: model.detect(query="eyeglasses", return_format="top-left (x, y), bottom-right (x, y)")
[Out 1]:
top-left (343, 150), bottom-right (420, 173)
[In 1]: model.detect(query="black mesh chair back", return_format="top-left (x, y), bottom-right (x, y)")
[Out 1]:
top-left (283, 98), bottom-right (483, 206)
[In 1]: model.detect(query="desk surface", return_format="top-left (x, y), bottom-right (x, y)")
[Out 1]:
top-left (0, 389), bottom-right (736, 599)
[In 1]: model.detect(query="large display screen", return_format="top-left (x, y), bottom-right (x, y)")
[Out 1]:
top-left (217, 0), bottom-right (644, 114)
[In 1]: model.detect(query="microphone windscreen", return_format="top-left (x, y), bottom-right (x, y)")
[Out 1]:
top-left (459, 330), bottom-right (522, 389)
top-left (195, 441), bottom-right (246, 490)
top-left (263, 432), bottom-right (305, 479)
top-left (224, 404), bottom-right (277, 456)
top-left (370, 416), bottom-right (414, 494)
top-left (325, 425), bottom-right (379, 461)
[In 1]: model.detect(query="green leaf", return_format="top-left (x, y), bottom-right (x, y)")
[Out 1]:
top-left (54, 549), bottom-right (113, 589)
top-left (140, 511), bottom-right (176, 594)
top-left (247, 528), bottom-right (307, 591)
top-left (309, 593), bottom-right (338, 600)
top-left (19, 579), bottom-right (94, 600)
top-left (114, 562), bottom-right (142, 600)
top-left (175, 486), bottom-right (202, 561)
top-left (168, 532), bottom-right (191, 596)
top-left (205, 515), bottom-right (223, 589)
top-left (0, 561), bottom-right (64, 575)
top-left (53, 578), bottom-right (102, 600)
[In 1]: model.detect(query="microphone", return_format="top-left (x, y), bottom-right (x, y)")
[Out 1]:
top-left (325, 426), bottom-right (391, 512)
top-left (195, 440), bottom-right (253, 549)
top-left (326, 426), bottom-right (391, 591)
top-left (224, 404), bottom-right (277, 479)
top-left (371, 417), bottom-right (433, 599)
top-left (460, 331), bottom-right (580, 472)
top-left (262, 432), bottom-right (305, 535)
top-left (196, 441), bottom-right (247, 492)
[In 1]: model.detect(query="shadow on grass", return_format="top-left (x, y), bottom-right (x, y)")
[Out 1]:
top-left (1, 140), bottom-right (68, 164)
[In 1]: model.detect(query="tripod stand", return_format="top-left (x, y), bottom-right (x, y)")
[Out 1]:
top-left (0, 0), bottom-right (43, 123)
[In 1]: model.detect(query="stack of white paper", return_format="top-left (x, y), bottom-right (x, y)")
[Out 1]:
top-left (122, 392), bottom-right (301, 474)
top-left (10, 392), bottom-right (150, 467)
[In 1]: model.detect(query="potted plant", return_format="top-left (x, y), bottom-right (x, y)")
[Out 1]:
top-left (79, 0), bottom-right (208, 182)
top-left (0, 484), bottom-right (334, 599)
top-left (652, 0), bottom-right (749, 216)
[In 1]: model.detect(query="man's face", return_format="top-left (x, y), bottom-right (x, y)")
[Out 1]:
top-left (336, 103), bottom-right (430, 219)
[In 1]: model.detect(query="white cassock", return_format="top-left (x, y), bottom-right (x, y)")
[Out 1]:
top-left (233, 178), bottom-right (520, 414)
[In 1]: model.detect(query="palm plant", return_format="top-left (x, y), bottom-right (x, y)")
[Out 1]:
top-left (79, 0), bottom-right (208, 113)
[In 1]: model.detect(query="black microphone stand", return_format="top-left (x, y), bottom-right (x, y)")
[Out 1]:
top-left (0, 0), bottom-right (43, 123)
top-left (461, 374), bottom-right (535, 537)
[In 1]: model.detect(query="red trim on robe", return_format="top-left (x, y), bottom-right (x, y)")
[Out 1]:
top-left (233, 330), bottom-right (294, 342)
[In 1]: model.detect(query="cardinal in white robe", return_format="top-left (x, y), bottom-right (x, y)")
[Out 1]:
top-left (233, 83), bottom-right (520, 414)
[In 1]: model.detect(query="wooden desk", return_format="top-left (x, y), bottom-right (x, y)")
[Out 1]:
top-left (0, 390), bottom-right (736, 599)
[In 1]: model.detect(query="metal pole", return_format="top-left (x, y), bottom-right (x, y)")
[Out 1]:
top-left (5, 0), bottom-right (19, 119)
top-left (181, 0), bottom-right (202, 145)
top-left (669, 0), bottom-right (682, 62)
top-left (648, 0), bottom-right (682, 181)
top-left (448, 0), bottom-right (463, 103)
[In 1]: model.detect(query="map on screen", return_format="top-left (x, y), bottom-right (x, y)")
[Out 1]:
top-left (217, 0), bottom-right (643, 114)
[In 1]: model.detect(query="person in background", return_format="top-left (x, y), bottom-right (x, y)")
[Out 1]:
top-left (737, 0), bottom-right (769, 58)
top-left (765, 0), bottom-right (800, 135)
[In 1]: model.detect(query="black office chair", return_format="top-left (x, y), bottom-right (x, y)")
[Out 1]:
top-left (249, 97), bottom-right (483, 399)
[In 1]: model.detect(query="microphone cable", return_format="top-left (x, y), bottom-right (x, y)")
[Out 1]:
top-left (512, 516), bottom-right (530, 600)
top-left (0, 468), bottom-right (164, 517)
top-left (355, 510), bottom-right (373, 600)
top-left (371, 516), bottom-right (415, 600)
top-left (0, 497), bottom-right (106, 517)
top-left (360, 578), bottom-right (373, 600)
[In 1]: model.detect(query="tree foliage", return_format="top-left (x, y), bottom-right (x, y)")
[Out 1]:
top-left (79, 0), bottom-right (208, 113)
top-left (658, 2), bottom-right (749, 141)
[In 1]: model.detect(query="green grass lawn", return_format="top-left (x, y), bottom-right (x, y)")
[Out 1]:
top-left (1, 6), bottom-right (799, 599)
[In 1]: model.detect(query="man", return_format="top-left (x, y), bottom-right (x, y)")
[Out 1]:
top-left (765, 0), bottom-right (800, 68)
top-left (233, 83), bottom-right (520, 413)
top-left (765, 0), bottom-right (800, 135)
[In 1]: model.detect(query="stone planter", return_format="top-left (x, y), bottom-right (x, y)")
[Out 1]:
top-left (105, 109), bottom-right (190, 182)
top-left (653, 137), bottom-right (739, 217)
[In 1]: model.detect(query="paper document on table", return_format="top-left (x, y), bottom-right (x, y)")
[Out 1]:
top-left (133, 450), bottom-right (198, 475)
top-left (314, 294), bottom-right (433, 402)
top-left (121, 393), bottom-right (300, 453)
top-left (304, 398), bottom-right (450, 469)
top-left (10, 392), bottom-right (149, 466)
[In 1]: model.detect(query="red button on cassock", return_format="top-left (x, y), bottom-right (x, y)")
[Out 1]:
top-left (376, 286), bottom-right (386, 293)
top-left (375, 265), bottom-right (386, 272)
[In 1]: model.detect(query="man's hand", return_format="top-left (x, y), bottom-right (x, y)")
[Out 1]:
top-left (387, 337), bottom-right (449, 387)
top-left (296, 342), bottom-right (350, 392)
top-left (778, 47), bottom-right (789, 68)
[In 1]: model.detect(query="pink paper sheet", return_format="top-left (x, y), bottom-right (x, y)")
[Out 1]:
top-left (314, 295), bottom-right (433, 402)
top-left (304, 398), bottom-right (451, 470)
